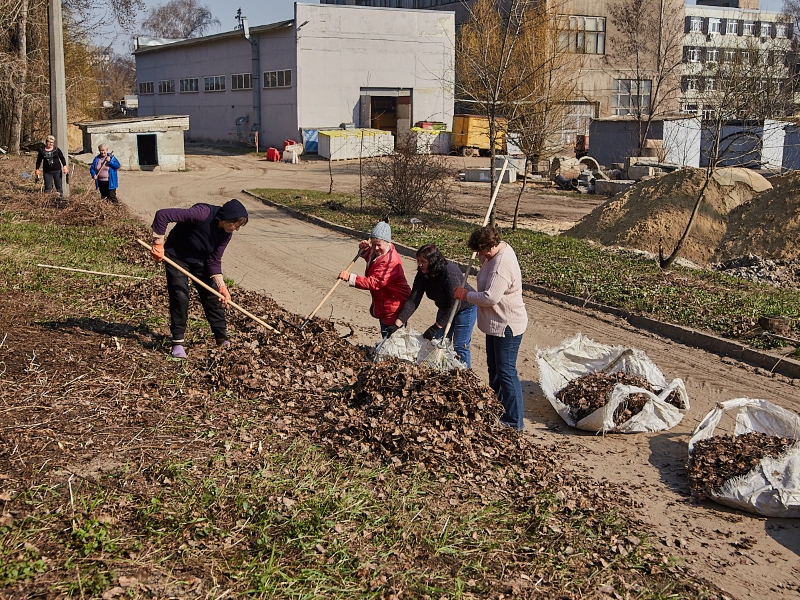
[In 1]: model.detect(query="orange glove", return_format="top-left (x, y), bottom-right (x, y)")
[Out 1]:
top-left (453, 286), bottom-right (468, 301)
top-left (218, 284), bottom-right (231, 306)
top-left (150, 241), bottom-right (165, 262)
top-left (339, 270), bottom-right (351, 281)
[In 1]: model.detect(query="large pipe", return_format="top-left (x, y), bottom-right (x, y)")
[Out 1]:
top-left (242, 18), bottom-right (261, 138)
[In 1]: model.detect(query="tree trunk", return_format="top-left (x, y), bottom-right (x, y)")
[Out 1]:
top-left (659, 175), bottom-right (711, 270)
top-left (10, 0), bottom-right (28, 154)
top-left (512, 156), bottom-right (529, 231)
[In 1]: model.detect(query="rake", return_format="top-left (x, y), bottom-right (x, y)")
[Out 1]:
top-left (136, 239), bottom-right (280, 334)
top-left (419, 159), bottom-right (508, 370)
top-left (299, 249), bottom-right (363, 331)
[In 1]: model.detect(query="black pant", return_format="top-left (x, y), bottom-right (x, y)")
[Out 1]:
top-left (98, 181), bottom-right (118, 203)
top-left (43, 171), bottom-right (63, 195)
top-left (164, 258), bottom-right (227, 344)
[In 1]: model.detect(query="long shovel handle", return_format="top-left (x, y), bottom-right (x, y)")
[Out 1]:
top-left (441, 159), bottom-right (508, 342)
top-left (300, 250), bottom-right (363, 330)
top-left (136, 239), bottom-right (279, 334)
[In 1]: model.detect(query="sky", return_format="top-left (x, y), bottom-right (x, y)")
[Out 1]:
top-left (107, 0), bottom-right (788, 53)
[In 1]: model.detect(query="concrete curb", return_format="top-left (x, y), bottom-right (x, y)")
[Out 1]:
top-left (243, 190), bottom-right (800, 380)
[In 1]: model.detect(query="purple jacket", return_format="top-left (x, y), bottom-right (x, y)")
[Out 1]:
top-left (152, 204), bottom-right (231, 275)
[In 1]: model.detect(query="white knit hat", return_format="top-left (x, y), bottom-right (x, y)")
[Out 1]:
top-left (370, 221), bottom-right (391, 243)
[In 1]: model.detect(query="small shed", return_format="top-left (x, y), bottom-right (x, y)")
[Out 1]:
top-left (76, 115), bottom-right (190, 171)
top-left (588, 116), bottom-right (701, 168)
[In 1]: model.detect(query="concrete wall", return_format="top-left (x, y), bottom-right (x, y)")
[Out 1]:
top-left (663, 118), bottom-right (702, 168)
top-left (79, 116), bottom-right (189, 171)
top-left (295, 4), bottom-right (454, 134)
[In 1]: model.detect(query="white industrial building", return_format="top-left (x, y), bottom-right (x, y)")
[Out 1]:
top-left (134, 3), bottom-right (455, 149)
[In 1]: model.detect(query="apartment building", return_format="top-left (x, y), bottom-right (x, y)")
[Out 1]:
top-left (681, 3), bottom-right (793, 118)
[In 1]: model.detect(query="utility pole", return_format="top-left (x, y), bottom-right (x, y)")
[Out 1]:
top-left (48, 0), bottom-right (70, 197)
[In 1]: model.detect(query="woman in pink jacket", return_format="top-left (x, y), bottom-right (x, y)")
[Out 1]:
top-left (339, 221), bottom-right (411, 337)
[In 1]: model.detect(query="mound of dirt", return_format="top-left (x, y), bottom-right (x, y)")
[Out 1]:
top-left (715, 171), bottom-right (800, 261)
top-left (563, 168), bottom-right (768, 266)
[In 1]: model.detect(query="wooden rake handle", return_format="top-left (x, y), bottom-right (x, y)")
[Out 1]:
top-left (300, 250), bottom-right (363, 330)
top-left (441, 159), bottom-right (508, 342)
top-left (136, 239), bottom-right (279, 334)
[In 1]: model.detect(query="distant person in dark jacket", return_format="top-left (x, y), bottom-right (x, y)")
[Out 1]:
top-left (394, 244), bottom-right (477, 367)
top-left (150, 199), bottom-right (249, 359)
top-left (90, 144), bottom-right (121, 203)
top-left (34, 135), bottom-right (68, 196)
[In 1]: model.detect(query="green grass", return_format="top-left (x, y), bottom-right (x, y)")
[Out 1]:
top-left (3, 442), bottom-right (717, 599)
top-left (251, 188), bottom-right (800, 344)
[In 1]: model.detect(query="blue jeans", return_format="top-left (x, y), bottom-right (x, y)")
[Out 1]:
top-left (432, 304), bottom-right (477, 367)
top-left (485, 326), bottom-right (524, 430)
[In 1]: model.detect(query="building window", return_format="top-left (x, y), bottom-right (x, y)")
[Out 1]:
top-left (724, 49), bottom-right (736, 63)
top-left (158, 79), bottom-right (175, 94)
top-left (690, 16), bottom-right (703, 33)
top-left (685, 78), bottom-right (699, 92)
top-left (263, 69), bottom-right (292, 88)
top-left (204, 75), bottom-right (225, 92)
top-left (612, 79), bottom-right (651, 115)
top-left (138, 81), bottom-right (154, 95)
top-left (709, 18), bottom-right (721, 34)
top-left (706, 48), bottom-right (719, 63)
top-left (743, 21), bottom-right (756, 36)
top-left (180, 78), bottom-right (199, 93)
top-left (705, 77), bottom-right (715, 91)
top-left (726, 20), bottom-right (739, 35)
top-left (776, 24), bottom-right (787, 38)
top-left (761, 23), bottom-right (771, 38)
top-left (232, 73), bottom-right (253, 90)
top-left (559, 15), bottom-right (606, 55)
top-left (687, 47), bottom-right (701, 63)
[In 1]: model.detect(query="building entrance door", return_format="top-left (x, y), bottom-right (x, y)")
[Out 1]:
top-left (137, 134), bottom-right (158, 167)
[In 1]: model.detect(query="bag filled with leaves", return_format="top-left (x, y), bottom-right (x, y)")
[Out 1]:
top-left (688, 398), bottom-right (800, 517)
top-left (536, 333), bottom-right (689, 433)
top-left (374, 326), bottom-right (425, 364)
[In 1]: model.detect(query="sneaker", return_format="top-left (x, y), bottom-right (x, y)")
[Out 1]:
top-left (217, 338), bottom-right (230, 348)
top-left (171, 344), bottom-right (187, 359)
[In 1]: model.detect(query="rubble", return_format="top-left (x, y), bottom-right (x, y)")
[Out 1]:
top-left (712, 253), bottom-right (800, 290)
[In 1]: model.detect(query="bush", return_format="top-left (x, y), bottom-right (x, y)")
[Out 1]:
top-left (366, 134), bottom-right (455, 215)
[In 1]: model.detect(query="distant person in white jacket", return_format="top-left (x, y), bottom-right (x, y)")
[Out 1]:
top-left (454, 225), bottom-right (528, 430)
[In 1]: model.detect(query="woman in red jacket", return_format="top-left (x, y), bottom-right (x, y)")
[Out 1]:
top-left (339, 220), bottom-right (411, 337)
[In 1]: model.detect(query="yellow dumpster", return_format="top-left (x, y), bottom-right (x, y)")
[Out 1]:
top-left (452, 115), bottom-right (507, 157)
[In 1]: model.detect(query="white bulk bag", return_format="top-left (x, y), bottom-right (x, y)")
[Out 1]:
top-left (537, 333), bottom-right (689, 433)
top-left (689, 398), bottom-right (800, 517)
top-left (374, 326), bottom-right (424, 363)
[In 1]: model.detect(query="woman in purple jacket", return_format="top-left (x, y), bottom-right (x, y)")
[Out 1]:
top-left (150, 199), bottom-right (249, 358)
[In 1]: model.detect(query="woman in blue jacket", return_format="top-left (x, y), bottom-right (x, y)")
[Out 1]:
top-left (89, 144), bottom-right (121, 203)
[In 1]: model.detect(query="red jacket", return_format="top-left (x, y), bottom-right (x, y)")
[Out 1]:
top-left (353, 244), bottom-right (411, 324)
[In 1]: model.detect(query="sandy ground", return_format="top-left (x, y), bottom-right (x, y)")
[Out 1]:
top-left (118, 149), bottom-right (799, 600)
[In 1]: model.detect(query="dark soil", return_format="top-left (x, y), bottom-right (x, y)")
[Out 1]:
top-left (688, 432), bottom-right (797, 500)
top-left (556, 372), bottom-right (681, 425)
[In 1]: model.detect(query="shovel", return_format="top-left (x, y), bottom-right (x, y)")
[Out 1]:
top-left (299, 249), bottom-right (363, 331)
top-left (136, 239), bottom-right (280, 334)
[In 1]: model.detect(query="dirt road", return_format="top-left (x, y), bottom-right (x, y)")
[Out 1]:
top-left (121, 150), bottom-right (800, 600)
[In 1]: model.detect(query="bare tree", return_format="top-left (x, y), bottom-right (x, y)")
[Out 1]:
top-left (141, 0), bottom-right (220, 39)
top-left (0, 0), bottom-right (140, 152)
top-left (605, 0), bottom-right (685, 153)
top-left (660, 35), bottom-right (794, 269)
top-left (456, 0), bottom-right (542, 225)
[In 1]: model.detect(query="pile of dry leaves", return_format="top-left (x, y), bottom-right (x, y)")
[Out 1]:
top-left (688, 432), bottom-right (797, 500)
top-left (556, 372), bottom-right (680, 424)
